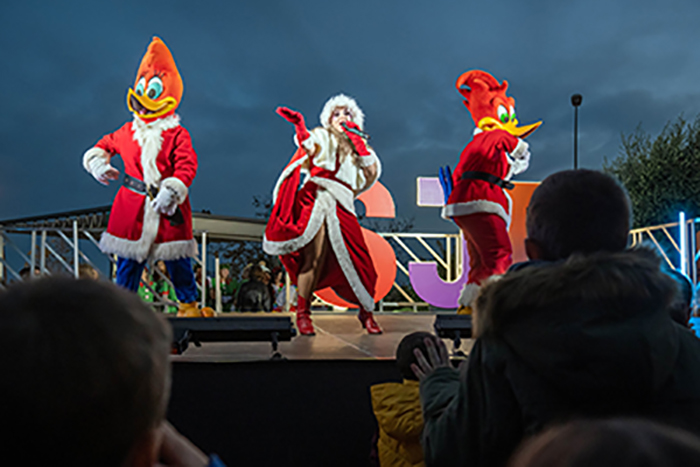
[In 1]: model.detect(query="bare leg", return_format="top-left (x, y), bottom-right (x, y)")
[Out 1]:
top-left (297, 224), bottom-right (329, 300)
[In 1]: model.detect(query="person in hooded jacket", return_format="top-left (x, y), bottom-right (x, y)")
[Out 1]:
top-left (413, 169), bottom-right (700, 467)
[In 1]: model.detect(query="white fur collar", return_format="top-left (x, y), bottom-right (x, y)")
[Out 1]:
top-left (131, 114), bottom-right (181, 186)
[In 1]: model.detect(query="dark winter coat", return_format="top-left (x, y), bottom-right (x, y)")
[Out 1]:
top-left (420, 248), bottom-right (700, 467)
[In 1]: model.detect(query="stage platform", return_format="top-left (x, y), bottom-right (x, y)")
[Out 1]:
top-left (171, 312), bottom-right (474, 362)
top-left (167, 312), bottom-right (473, 466)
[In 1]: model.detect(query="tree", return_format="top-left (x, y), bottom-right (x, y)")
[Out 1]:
top-left (603, 115), bottom-right (700, 228)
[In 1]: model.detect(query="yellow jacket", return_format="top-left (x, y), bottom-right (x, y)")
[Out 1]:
top-left (370, 379), bottom-right (425, 467)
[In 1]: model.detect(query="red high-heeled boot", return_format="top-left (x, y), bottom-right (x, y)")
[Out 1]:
top-left (296, 295), bottom-right (315, 336)
top-left (358, 308), bottom-right (382, 334)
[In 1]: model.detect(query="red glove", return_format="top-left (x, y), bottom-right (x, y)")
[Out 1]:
top-left (276, 106), bottom-right (310, 142)
top-left (342, 121), bottom-right (370, 156)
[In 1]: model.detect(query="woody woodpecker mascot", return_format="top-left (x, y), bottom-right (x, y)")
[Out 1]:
top-left (264, 94), bottom-right (383, 335)
top-left (83, 37), bottom-right (204, 316)
top-left (440, 70), bottom-right (542, 314)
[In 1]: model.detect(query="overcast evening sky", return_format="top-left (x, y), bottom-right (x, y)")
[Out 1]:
top-left (1, 0), bottom-right (699, 232)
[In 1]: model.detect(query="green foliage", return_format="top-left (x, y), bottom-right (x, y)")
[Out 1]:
top-left (603, 115), bottom-right (700, 228)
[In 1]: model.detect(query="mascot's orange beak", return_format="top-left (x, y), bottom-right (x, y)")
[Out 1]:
top-left (127, 37), bottom-right (183, 121)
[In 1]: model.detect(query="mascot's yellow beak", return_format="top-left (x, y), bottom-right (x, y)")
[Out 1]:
top-left (126, 37), bottom-right (183, 121)
top-left (127, 88), bottom-right (178, 119)
top-left (477, 117), bottom-right (542, 139)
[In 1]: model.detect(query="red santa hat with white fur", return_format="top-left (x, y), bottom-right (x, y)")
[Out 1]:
top-left (319, 94), bottom-right (365, 130)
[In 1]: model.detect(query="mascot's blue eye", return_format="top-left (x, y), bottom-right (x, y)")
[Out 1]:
top-left (135, 77), bottom-right (146, 96)
top-left (146, 77), bottom-right (163, 100)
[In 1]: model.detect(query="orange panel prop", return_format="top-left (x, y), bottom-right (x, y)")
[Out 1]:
top-left (508, 181), bottom-right (539, 263)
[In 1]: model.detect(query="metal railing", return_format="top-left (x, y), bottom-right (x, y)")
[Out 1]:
top-left (629, 217), bottom-right (699, 286)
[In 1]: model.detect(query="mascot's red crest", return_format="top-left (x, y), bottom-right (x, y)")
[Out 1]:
top-left (126, 37), bottom-right (183, 121)
top-left (456, 70), bottom-right (541, 138)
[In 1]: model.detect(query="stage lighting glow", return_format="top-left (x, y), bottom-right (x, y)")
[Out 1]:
top-left (679, 211), bottom-right (687, 275)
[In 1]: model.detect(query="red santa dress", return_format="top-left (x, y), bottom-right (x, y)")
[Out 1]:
top-left (263, 127), bottom-right (380, 312)
top-left (83, 114), bottom-right (198, 263)
top-left (442, 128), bottom-right (530, 307)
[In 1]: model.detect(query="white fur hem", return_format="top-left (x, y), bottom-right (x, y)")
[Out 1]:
top-left (263, 189), bottom-right (333, 255)
top-left (161, 177), bottom-right (188, 204)
top-left (83, 147), bottom-right (110, 174)
top-left (99, 198), bottom-right (160, 262)
top-left (442, 200), bottom-right (511, 227)
top-left (152, 239), bottom-right (198, 261)
top-left (458, 282), bottom-right (481, 308)
top-left (325, 204), bottom-right (375, 311)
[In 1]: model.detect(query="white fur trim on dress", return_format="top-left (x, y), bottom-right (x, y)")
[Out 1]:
top-left (442, 199), bottom-right (511, 228)
top-left (263, 189), bottom-right (334, 255)
top-left (132, 114), bottom-right (181, 186)
top-left (83, 147), bottom-right (111, 174)
top-left (325, 201), bottom-right (375, 311)
top-left (308, 177), bottom-right (356, 215)
top-left (99, 198), bottom-right (160, 263)
top-left (161, 177), bottom-right (188, 205)
top-left (271, 155), bottom-right (309, 204)
top-left (458, 282), bottom-right (481, 308)
top-left (320, 94), bottom-right (365, 130)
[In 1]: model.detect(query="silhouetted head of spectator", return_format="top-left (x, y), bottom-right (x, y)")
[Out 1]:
top-left (396, 331), bottom-right (440, 381)
top-left (0, 277), bottom-right (172, 467)
top-left (526, 170), bottom-right (631, 261)
top-left (508, 418), bottom-right (700, 467)
top-left (664, 268), bottom-right (694, 327)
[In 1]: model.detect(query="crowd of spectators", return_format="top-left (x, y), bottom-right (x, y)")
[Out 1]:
top-left (5, 169), bottom-right (700, 466)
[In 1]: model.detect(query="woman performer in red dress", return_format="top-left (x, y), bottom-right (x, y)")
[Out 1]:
top-left (263, 94), bottom-right (382, 335)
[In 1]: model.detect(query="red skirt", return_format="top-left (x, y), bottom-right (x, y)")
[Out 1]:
top-left (264, 154), bottom-right (377, 311)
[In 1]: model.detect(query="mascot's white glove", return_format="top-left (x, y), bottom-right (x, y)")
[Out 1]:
top-left (508, 139), bottom-right (531, 176)
top-left (151, 187), bottom-right (178, 216)
top-left (88, 158), bottom-right (120, 186)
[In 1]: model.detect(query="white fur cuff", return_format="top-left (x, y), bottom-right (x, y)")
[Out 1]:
top-left (458, 282), bottom-right (481, 308)
top-left (161, 177), bottom-right (188, 204)
top-left (83, 147), bottom-right (110, 174)
top-left (358, 152), bottom-right (377, 168)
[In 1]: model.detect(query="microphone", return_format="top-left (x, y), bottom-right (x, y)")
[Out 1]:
top-left (341, 122), bottom-right (370, 140)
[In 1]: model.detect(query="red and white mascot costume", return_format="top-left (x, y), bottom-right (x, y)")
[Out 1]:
top-left (264, 94), bottom-right (382, 335)
top-left (82, 37), bottom-right (205, 316)
top-left (443, 70), bottom-right (542, 313)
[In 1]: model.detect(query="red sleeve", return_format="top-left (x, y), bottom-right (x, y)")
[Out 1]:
top-left (492, 129), bottom-right (520, 153)
top-left (171, 127), bottom-right (198, 187)
top-left (94, 123), bottom-right (129, 156)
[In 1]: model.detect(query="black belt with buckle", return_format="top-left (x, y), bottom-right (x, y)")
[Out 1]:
top-left (123, 174), bottom-right (185, 226)
top-left (460, 171), bottom-right (514, 190)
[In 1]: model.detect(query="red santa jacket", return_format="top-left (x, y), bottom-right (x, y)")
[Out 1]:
top-left (442, 129), bottom-right (527, 227)
top-left (84, 114), bottom-right (198, 262)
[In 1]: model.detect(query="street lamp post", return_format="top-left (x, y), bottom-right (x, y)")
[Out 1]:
top-left (571, 94), bottom-right (583, 169)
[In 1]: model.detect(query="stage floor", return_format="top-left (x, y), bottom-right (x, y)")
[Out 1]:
top-left (171, 312), bottom-right (474, 362)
